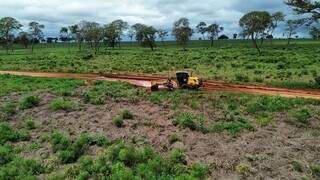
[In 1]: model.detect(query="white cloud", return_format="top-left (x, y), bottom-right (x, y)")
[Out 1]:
top-left (0, 0), bottom-right (295, 37)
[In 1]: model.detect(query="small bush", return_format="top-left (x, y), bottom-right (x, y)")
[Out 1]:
top-left (169, 134), bottom-right (180, 144)
top-left (310, 164), bottom-right (320, 177)
top-left (121, 109), bottom-right (134, 119)
top-left (113, 116), bottom-right (124, 128)
top-left (22, 118), bottom-right (36, 130)
top-left (235, 74), bottom-right (250, 82)
top-left (19, 95), bottom-right (40, 110)
top-left (291, 108), bottom-right (311, 124)
top-left (0, 145), bottom-right (15, 166)
top-left (0, 103), bottom-right (16, 121)
top-left (0, 158), bottom-right (45, 179)
top-left (49, 132), bottom-right (71, 152)
top-left (91, 134), bottom-right (110, 147)
top-left (190, 162), bottom-right (210, 179)
top-left (49, 98), bottom-right (76, 111)
top-left (291, 160), bottom-right (304, 172)
top-left (170, 149), bottom-right (186, 164)
top-left (211, 118), bottom-right (254, 137)
top-left (256, 114), bottom-right (272, 127)
top-left (173, 113), bottom-right (197, 130)
top-left (0, 123), bottom-right (31, 145)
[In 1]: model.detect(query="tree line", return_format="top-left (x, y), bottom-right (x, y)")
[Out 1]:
top-left (0, 0), bottom-right (319, 54)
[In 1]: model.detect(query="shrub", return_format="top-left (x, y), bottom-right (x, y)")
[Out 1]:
top-left (291, 160), bottom-right (304, 172)
top-left (0, 145), bottom-right (15, 166)
top-left (235, 74), bottom-right (250, 82)
top-left (49, 133), bottom-right (92, 164)
top-left (211, 118), bottom-right (254, 137)
top-left (256, 114), bottom-right (272, 127)
top-left (169, 134), bottom-right (180, 144)
top-left (121, 109), bottom-right (134, 119)
top-left (0, 103), bottom-right (16, 121)
top-left (173, 113), bottom-right (197, 130)
top-left (0, 158), bottom-right (45, 179)
top-left (49, 132), bottom-right (71, 152)
top-left (49, 98), bottom-right (76, 111)
top-left (291, 108), bottom-right (311, 124)
top-left (22, 118), bottom-right (36, 130)
top-left (310, 164), bottom-right (320, 177)
top-left (91, 134), bottom-right (110, 147)
top-left (0, 123), bottom-right (31, 145)
top-left (19, 95), bottom-right (40, 110)
top-left (113, 116), bottom-right (124, 128)
top-left (190, 162), bottom-right (210, 179)
top-left (170, 149), bottom-right (186, 164)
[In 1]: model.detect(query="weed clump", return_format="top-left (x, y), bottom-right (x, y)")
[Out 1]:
top-left (19, 95), bottom-right (40, 110)
top-left (0, 123), bottom-right (31, 145)
top-left (0, 103), bottom-right (16, 121)
top-left (235, 163), bottom-right (255, 176)
top-left (211, 118), bottom-right (254, 137)
top-left (290, 108), bottom-right (311, 125)
top-left (49, 98), bottom-right (76, 111)
top-left (121, 109), bottom-right (134, 119)
top-left (316, 76), bottom-right (320, 85)
top-left (169, 134), bottom-right (180, 144)
top-left (173, 112), bottom-right (202, 131)
top-left (113, 116), bottom-right (124, 128)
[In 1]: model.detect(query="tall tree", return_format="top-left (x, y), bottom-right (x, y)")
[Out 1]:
top-left (69, 24), bottom-right (84, 51)
top-left (29, 21), bottom-right (45, 53)
top-left (16, 31), bottom-right (29, 48)
top-left (139, 25), bottom-right (157, 50)
top-left (196, 22), bottom-right (207, 40)
top-left (59, 27), bottom-right (69, 42)
top-left (0, 17), bottom-right (22, 53)
top-left (79, 21), bottom-right (103, 54)
top-left (265, 12), bottom-right (286, 44)
top-left (207, 23), bottom-right (224, 47)
top-left (285, 0), bottom-right (320, 25)
top-left (109, 20), bottom-right (128, 47)
top-left (127, 28), bottom-right (135, 42)
top-left (157, 29), bottom-right (168, 43)
top-left (132, 23), bottom-right (144, 43)
top-left (285, 20), bottom-right (300, 45)
top-left (310, 26), bottom-right (320, 39)
top-left (172, 17), bottom-right (193, 50)
top-left (239, 11), bottom-right (272, 54)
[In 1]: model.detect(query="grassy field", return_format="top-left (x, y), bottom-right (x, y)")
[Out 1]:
top-left (1, 40), bottom-right (320, 179)
top-left (0, 75), bottom-right (320, 179)
top-left (0, 39), bottom-right (319, 89)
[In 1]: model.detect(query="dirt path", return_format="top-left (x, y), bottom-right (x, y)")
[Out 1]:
top-left (1, 70), bottom-right (320, 100)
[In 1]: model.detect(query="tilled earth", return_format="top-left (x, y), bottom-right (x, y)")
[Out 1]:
top-left (4, 91), bottom-right (320, 179)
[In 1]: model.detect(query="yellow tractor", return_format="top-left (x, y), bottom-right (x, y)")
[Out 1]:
top-left (151, 71), bottom-right (203, 91)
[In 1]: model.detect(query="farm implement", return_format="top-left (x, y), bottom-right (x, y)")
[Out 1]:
top-left (1, 70), bottom-right (320, 100)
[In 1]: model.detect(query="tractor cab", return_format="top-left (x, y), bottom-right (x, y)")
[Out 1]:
top-left (176, 71), bottom-right (202, 88)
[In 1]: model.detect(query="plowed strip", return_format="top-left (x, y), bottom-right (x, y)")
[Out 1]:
top-left (1, 70), bottom-right (320, 100)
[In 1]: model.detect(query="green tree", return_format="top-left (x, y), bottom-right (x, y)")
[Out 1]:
top-left (285, 20), bottom-right (300, 45)
top-left (59, 27), bottom-right (69, 41)
top-left (16, 31), bottom-right (29, 48)
top-left (172, 17), bottom-right (193, 50)
top-left (239, 11), bottom-right (271, 54)
top-left (139, 25), bottom-right (157, 50)
top-left (267, 12), bottom-right (286, 44)
top-left (79, 21), bottom-right (103, 54)
top-left (310, 26), bottom-right (320, 39)
top-left (196, 22), bottom-right (207, 40)
top-left (29, 21), bottom-right (45, 53)
top-left (285, 0), bottom-right (320, 25)
top-left (131, 23), bottom-right (144, 43)
top-left (207, 23), bottom-right (224, 47)
top-left (104, 20), bottom-right (128, 48)
top-left (157, 29), bottom-right (168, 43)
top-left (68, 24), bottom-right (83, 51)
top-left (0, 17), bottom-right (22, 53)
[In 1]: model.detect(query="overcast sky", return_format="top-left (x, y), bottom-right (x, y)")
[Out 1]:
top-left (0, 0), bottom-right (310, 39)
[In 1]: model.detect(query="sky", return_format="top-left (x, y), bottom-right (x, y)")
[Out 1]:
top-left (0, 0), bottom-right (311, 39)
